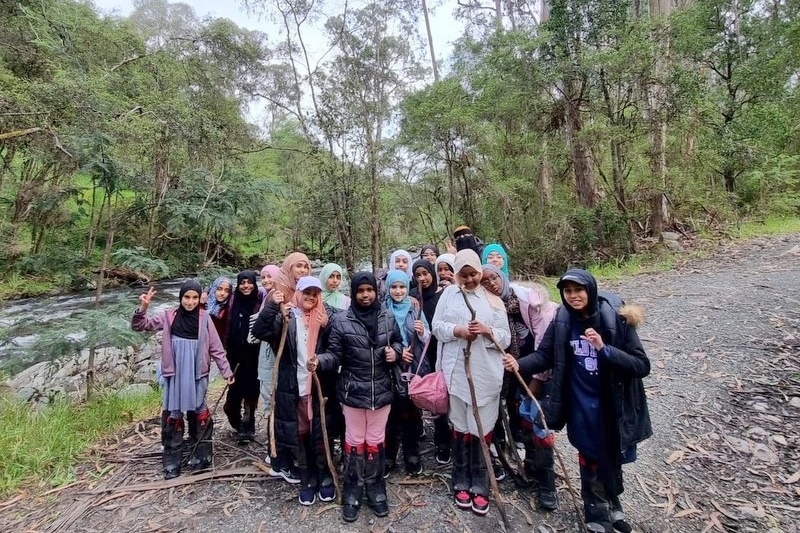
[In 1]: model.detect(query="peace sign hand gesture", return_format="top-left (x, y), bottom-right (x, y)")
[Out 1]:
top-left (139, 287), bottom-right (156, 311)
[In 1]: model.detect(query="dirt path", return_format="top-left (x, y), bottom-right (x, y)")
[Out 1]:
top-left (3, 234), bottom-right (799, 533)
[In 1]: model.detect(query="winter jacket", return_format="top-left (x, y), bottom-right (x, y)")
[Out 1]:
top-left (131, 308), bottom-right (233, 380)
top-left (316, 306), bottom-right (404, 410)
top-left (251, 301), bottom-right (338, 454)
top-left (517, 282), bottom-right (652, 452)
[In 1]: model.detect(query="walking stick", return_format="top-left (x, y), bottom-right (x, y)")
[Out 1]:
top-left (188, 362), bottom-right (239, 467)
top-left (485, 335), bottom-right (588, 533)
top-left (311, 370), bottom-right (343, 504)
top-left (458, 288), bottom-right (511, 530)
top-left (269, 304), bottom-right (289, 459)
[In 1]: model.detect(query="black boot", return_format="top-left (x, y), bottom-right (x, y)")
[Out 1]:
top-left (532, 444), bottom-right (558, 511)
top-left (238, 399), bottom-right (256, 444)
top-left (342, 444), bottom-right (364, 522)
top-left (469, 435), bottom-right (489, 516)
top-left (186, 411), bottom-right (198, 450)
top-left (452, 432), bottom-right (471, 508)
top-left (162, 415), bottom-right (184, 479)
top-left (160, 410), bottom-right (169, 449)
top-left (223, 395), bottom-right (241, 433)
top-left (364, 444), bottom-right (389, 517)
top-left (188, 409), bottom-right (213, 471)
top-left (580, 456), bottom-right (613, 533)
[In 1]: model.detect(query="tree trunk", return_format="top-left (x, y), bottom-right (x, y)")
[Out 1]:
top-left (149, 132), bottom-right (170, 251)
top-left (647, 0), bottom-right (672, 234)
top-left (89, 199), bottom-right (115, 402)
top-left (539, 138), bottom-right (552, 206)
top-left (563, 79), bottom-right (597, 208)
top-left (421, 0), bottom-right (439, 82)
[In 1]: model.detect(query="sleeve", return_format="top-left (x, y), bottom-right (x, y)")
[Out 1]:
top-left (601, 321), bottom-right (650, 378)
top-left (518, 321), bottom-right (557, 378)
top-left (431, 286), bottom-right (458, 343)
top-left (488, 305), bottom-right (511, 349)
top-left (207, 317), bottom-right (233, 379)
top-left (317, 316), bottom-right (344, 372)
top-left (389, 319), bottom-right (404, 360)
top-left (131, 308), bottom-right (166, 332)
top-left (251, 301), bottom-right (282, 343)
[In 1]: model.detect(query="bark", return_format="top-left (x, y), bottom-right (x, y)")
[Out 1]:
top-left (421, 0), bottom-right (439, 82)
top-left (563, 78), bottom-right (598, 208)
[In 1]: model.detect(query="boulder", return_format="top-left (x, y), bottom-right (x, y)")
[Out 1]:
top-left (116, 383), bottom-right (154, 399)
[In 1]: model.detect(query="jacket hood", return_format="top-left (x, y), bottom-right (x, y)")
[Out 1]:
top-left (557, 268), bottom-right (598, 316)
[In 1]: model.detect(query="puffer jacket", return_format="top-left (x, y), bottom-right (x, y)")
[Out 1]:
top-left (251, 301), bottom-right (339, 455)
top-left (317, 305), bottom-right (403, 410)
top-left (518, 283), bottom-right (652, 452)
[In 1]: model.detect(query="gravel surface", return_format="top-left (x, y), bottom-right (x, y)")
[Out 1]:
top-left (3, 234), bottom-right (799, 533)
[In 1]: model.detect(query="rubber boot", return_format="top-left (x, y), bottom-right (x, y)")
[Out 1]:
top-left (469, 434), bottom-right (489, 515)
top-left (342, 443), bottom-right (365, 522)
top-left (580, 454), bottom-right (613, 533)
top-left (186, 411), bottom-right (198, 450)
top-left (189, 409), bottom-right (213, 471)
top-left (162, 415), bottom-right (184, 479)
top-left (364, 444), bottom-right (389, 517)
top-left (238, 399), bottom-right (256, 444)
top-left (452, 432), bottom-right (471, 509)
top-left (532, 442), bottom-right (558, 511)
top-left (160, 410), bottom-right (169, 449)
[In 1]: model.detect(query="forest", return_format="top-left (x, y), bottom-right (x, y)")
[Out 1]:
top-left (1, 0), bottom-right (799, 296)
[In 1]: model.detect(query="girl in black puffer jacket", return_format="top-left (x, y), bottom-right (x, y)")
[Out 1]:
top-left (310, 272), bottom-right (403, 523)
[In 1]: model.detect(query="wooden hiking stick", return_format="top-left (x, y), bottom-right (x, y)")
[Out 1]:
top-left (187, 362), bottom-right (239, 466)
top-left (458, 288), bottom-right (511, 530)
top-left (497, 396), bottom-right (529, 485)
top-left (310, 370), bottom-right (343, 505)
top-left (269, 304), bottom-right (289, 459)
top-left (485, 335), bottom-right (588, 533)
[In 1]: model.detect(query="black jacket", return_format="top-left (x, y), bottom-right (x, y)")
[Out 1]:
top-left (518, 271), bottom-right (652, 453)
top-left (317, 305), bottom-right (403, 410)
top-left (251, 301), bottom-right (338, 454)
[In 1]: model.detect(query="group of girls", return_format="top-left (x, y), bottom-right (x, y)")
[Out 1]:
top-left (132, 236), bottom-right (651, 533)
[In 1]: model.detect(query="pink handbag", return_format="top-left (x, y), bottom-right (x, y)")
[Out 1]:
top-left (407, 338), bottom-right (449, 415)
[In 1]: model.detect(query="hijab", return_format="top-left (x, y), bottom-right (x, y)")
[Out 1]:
top-left (273, 252), bottom-right (310, 303)
top-left (435, 253), bottom-right (455, 285)
top-left (454, 249), bottom-right (505, 311)
top-left (389, 249), bottom-right (413, 278)
top-left (481, 243), bottom-right (509, 276)
top-left (350, 272), bottom-right (381, 342)
top-left (260, 264), bottom-right (280, 298)
top-left (206, 276), bottom-right (232, 318)
top-left (292, 276), bottom-right (329, 359)
top-left (319, 263), bottom-right (348, 309)
top-left (172, 279), bottom-right (202, 339)
top-left (420, 244), bottom-right (440, 261)
top-left (557, 268), bottom-right (600, 322)
top-left (385, 270), bottom-right (413, 346)
top-left (481, 264), bottom-right (511, 300)
top-left (228, 270), bottom-right (259, 345)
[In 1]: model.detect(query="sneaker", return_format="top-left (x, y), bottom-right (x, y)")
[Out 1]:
top-left (269, 467), bottom-right (301, 484)
top-left (263, 454), bottom-right (271, 466)
top-left (586, 522), bottom-right (613, 533)
top-left (493, 463), bottom-right (506, 482)
top-left (435, 447), bottom-right (451, 465)
top-left (342, 503), bottom-right (359, 522)
top-left (299, 487), bottom-right (316, 506)
top-left (454, 490), bottom-right (471, 509)
top-left (383, 458), bottom-right (396, 479)
top-left (405, 456), bottom-right (423, 476)
top-left (471, 493), bottom-right (489, 515)
top-left (318, 484), bottom-right (336, 502)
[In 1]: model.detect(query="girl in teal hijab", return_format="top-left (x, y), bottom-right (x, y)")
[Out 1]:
top-left (481, 243), bottom-right (509, 276)
top-left (318, 263), bottom-right (350, 309)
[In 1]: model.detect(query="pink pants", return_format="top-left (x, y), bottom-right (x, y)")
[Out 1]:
top-left (343, 404), bottom-right (391, 446)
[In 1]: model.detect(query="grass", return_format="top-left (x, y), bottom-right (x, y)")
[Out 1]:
top-left (733, 216), bottom-right (800, 238)
top-left (0, 388), bottom-right (161, 496)
top-left (0, 272), bottom-right (61, 302)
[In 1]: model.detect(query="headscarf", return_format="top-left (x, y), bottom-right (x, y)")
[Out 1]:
top-left (434, 253), bottom-right (455, 285)
top-left (453, 225), bottom-right (483, 256)
top-left (409, 258), bottom-right (436, 319)
top-left (228, 270), bottom-right (260, 345)
top-left (319, 263), bottom-right (348, 309)
top-left (481, 243), bottom-right (509, 276)
top-left (172, 279), bottom-right (202, 339)
top-left (292, 276), bottom-right (329, 360)
top-left (420, 244), bottom-right (440, 262)
top-left (481, 263), bottom-right (511, 300)
top-left (350, 272), bottom-right (380, 342)
top-left (389, 249), bottom-right (413, 278)
top-left (385, 270), bottom-right (413, 346)
top-left (206, 276), bottom-right (232, 318)
top-left (274, 252), bottom-right (310, 303)
top-left (454, 249), bottom-right (504, 311)
top-left (557, 268), bottom-right (599, 321)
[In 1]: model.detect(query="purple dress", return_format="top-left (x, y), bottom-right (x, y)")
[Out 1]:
top-left (162, 336), bottom-right (209, 413)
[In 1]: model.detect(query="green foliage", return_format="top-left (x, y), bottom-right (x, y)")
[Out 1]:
top-left (111, 247), bottom-right (170, 278)
top-left (0, 389), bottom-right (161, 495)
